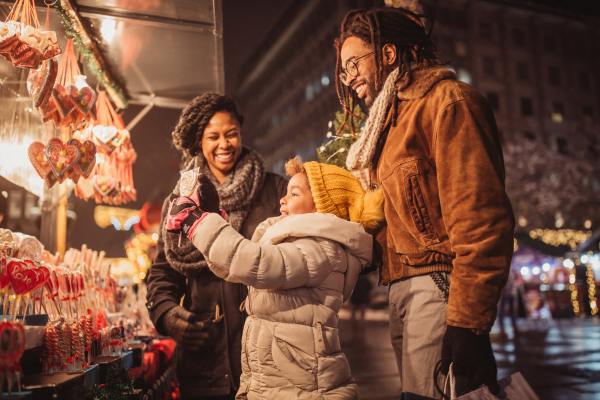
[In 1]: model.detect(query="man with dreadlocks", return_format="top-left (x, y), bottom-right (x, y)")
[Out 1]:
top-left (336, 7), bottom-right (515, 399)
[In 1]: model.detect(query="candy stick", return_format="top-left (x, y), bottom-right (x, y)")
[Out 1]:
top-left (55, 320), bottom-right (68, 370)
top-left (86, 314), bottom-right (92, 364)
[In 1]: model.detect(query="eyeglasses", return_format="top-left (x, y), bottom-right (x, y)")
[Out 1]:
top-left (339, 51), bottom-right (375, 86)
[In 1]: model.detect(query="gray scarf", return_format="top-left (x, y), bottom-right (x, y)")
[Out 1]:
top-left (162, 147), bottom-right (266, 278)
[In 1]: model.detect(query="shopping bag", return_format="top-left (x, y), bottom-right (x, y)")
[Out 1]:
top-left (444, 363), bottom-right (540, 400)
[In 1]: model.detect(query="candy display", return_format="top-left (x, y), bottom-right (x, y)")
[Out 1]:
top-left (0, 229), bottom-right (140, 394)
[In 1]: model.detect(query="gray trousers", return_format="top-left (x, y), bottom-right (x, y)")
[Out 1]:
top-left (389, 273), bottom-right (449, 399)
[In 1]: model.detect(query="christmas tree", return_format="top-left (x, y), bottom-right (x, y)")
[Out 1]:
top-left (316, 102), bottom-right (367, 170)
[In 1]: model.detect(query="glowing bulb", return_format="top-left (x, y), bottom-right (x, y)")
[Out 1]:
top-left (563, 259), bottom-right (574, 268)
top-left (532, 267), bottom-right (541, 275)
top-left (521, 267), bottom-right (529, 275)
top-left (101, 19), bottom-right (117, 43)
top-left (542, 263), bottom-right (551, 272)
top-left (152, 233), bottom-right (159, 241)
top-left (581, 255), bottom-right (589, 264)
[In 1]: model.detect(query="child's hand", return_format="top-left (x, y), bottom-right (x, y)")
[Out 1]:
top-left (166, 174), bottom-right (226, 240)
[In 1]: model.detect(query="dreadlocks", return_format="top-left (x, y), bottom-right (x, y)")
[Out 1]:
top-left (334, 7), bottom-right (440, 134)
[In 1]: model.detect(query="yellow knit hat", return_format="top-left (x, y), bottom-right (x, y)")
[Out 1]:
top-left (303, 162), bottom-right (385, 231)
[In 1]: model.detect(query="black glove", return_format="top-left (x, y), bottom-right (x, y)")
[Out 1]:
top-left (441, 325), bottom-right (500, 396)
top-left (161, 306), bottom-right (215, 351)
top-left (196, 174), bottom-right (220, 214)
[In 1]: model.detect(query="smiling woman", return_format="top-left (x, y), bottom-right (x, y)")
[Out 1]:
top-left (147, 93), bottom-right (287, 399)
top-left (201, 111), bottom-right (242, 183)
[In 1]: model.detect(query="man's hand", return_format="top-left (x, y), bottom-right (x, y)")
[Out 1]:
top-left (161, 306), bottom-right (214, 351)
top-left (441, 325), bottom-right (500, 395)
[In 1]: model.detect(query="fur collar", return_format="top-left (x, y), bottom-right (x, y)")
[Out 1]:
top-left (396, 65), bottom-right (457, 100)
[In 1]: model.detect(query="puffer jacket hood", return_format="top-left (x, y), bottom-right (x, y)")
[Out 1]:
top-left (253, 213), bottom-right (372, 302)
top-left (191, 212), bottom-right (373, 400)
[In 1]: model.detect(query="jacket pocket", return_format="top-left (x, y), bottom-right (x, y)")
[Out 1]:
top-left (401, 162), bottom-right (440, 247)
top-left (271, 324), bottom-right (317, 391)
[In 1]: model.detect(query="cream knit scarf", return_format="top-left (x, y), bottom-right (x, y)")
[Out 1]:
top-left (346, 67), bottom-right (400, 171)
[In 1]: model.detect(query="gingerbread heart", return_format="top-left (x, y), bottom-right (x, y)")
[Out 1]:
top-left (92, 175), bottom-right (116, 196)
top-left (7, 260), bottom-right (45, 295)
top-left (69, 86), bottom-right (96, 115)
top-left (69, 139), bottom-right (96, 178)
top-left (93, 125), bottom-right (118, 144)
top-left (52, 84), bottom-right (75, 119)
top-left (45, 139), bottom-right (80, 180)
top-left (0, 21), bottom-right (21, 54)
top-left (28, 141), bottom-right (52, 179)
top-left (27, 58), bottom-right (57, 109)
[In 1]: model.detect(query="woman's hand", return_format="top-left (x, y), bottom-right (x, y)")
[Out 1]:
top-left (161, 306), bottom-right (215, 351)
top-left (166, 174), bottom-right (224, 240)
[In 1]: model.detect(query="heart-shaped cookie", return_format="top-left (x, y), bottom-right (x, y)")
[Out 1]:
top-left (52, 84), bottom-right (75, 119)
top-left (45, 139), bottom-right (80, 180)
top-left (0, 21), bottom-right (21, 54)
top-left (80, 140), bottom-right (97, 178)
top-left (27, 58), bottom-right (57, 109)
top-left (92, 175), bottom-right (116, 196)
top-left (69, 86), bottom-right (96, 115)
top-left (28, 141), bottom-right (52, 180)
top-left (67, 138), bottom-right (96, 178)
top-left (93, 125), bottom-right (118, 144)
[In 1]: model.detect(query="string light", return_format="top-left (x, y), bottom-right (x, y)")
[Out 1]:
top-left (529, 229), bottom-right (592, 250)
top-left (565, 259), bottom-right (580, 315)
top-left (586, 263), bottom-right (597, 315)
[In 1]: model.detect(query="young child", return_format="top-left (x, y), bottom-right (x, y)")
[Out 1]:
top-left (166, 156), bottom-right (384, 400)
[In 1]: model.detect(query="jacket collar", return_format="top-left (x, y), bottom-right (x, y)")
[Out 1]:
top-left (396, 64), bottom-right (457, 100)
top-left (257, 213), bottom-right (373, 263)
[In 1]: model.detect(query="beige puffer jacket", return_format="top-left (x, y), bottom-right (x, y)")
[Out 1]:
top-left (191, 212), bottom-right (373, 399)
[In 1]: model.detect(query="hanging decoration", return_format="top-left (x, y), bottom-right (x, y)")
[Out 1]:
top-left (74, 91), bottom-right (136, 205)
top-left (34, 38), bottom-right (97, 128)
top-left (52, 0), bottom-right (127, 109)
top-left (0, 0), bottom-right (61, 69)
top-left (27, 134), bottom-right (97, 189)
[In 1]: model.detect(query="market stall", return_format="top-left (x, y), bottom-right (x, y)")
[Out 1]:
top-left (512, 229), bottom-right (600, 326)
top-left (0, 0), bottom-right (224, 397)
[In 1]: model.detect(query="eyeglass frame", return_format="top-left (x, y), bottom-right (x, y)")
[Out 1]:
top-left (339, 51), bottom-right (375, 86)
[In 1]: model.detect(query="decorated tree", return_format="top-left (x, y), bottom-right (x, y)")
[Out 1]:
top-left (316, 102), bottom-right (366, 169)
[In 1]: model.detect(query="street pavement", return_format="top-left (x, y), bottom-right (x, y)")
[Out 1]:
top-left (338, 309), bottom-right (600, 400)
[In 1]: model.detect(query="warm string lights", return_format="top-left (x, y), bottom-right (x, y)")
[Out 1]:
top-left (530, 229), bottom-right (592, 250)
top-left (563, 259), bottom-right (580, 315)
top-left (586, 263), bottom-right (597, 315)
top-left (125, 233), bottom-right (158, 284)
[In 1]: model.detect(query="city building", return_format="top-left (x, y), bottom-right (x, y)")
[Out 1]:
top-left (234, 0), bottom-right (600, 174)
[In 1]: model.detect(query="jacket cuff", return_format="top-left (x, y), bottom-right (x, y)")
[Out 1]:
top-left (191, 212), bottom-right (230, 254)
top-left (147, 298), bottom-right (179, 336)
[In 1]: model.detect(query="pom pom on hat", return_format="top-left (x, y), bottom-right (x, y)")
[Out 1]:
top-left (303, 162), bottom-right (385, 231)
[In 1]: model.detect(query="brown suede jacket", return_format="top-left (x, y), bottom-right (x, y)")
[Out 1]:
top-left (370, 65), bottom-right (515, 331)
